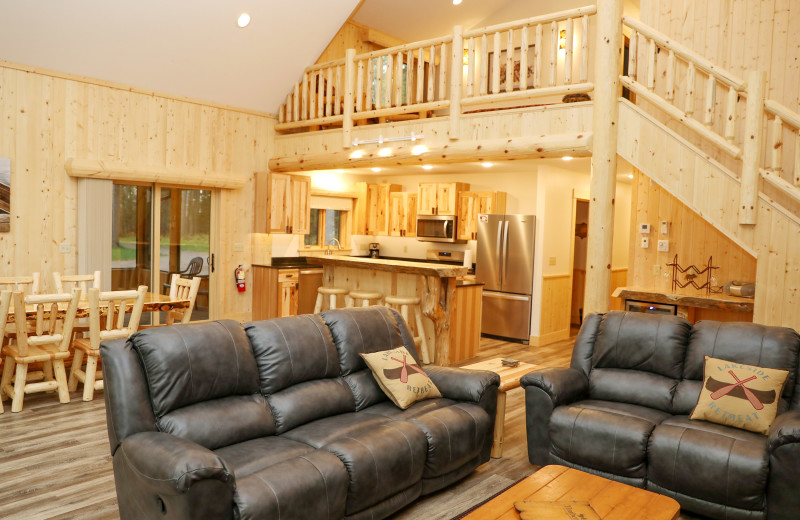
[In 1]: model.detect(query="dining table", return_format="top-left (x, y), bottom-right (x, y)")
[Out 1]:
top-left (4, 292), bottom-right (190, 323)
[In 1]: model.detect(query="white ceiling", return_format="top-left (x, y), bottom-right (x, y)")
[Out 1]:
top-left (0, 0), bottom-right (360, 112)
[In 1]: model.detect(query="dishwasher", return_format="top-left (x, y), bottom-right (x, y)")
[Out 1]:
top-left (297, 268), bottom-right (323, 315)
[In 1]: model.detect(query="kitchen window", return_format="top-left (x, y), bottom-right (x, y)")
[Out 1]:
top-left (301, 193), bottom-right (352, 251)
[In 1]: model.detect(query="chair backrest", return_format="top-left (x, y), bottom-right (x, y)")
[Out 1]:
top-left (85, 285), bottom-right (148, 350)
top-left (167, 275), bottom-right (201, 324)
top-left (12, 289), bottom-right (81, 357)
top-left (0, 273), bottom-right (41, 295)
top-left (0, 290), bottom-right (11, 335)
top-left (183, 257), bottom-right (204, 277)
top-left (52, 271), bottom-right (101, 294)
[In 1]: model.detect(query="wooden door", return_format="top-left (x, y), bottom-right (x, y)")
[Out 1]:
top-left (417, 183), bottom-right (438, 215)
top-left (268, 173), bottom-right (292, 233)
top-left (290, 175), bottom-right (310, 234)
top-left (457, 192), bottom-right (476, 240)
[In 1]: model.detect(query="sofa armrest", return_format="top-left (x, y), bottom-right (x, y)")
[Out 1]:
top-left (521, 367), bottom-right (588, 466)
top-left (520, 367), bottom-right (589, 407)
top-left (119, 432), bottom-right (234, 496)
top-left (426, 366), bottom-right (500, 405)
top-left (767, 410), bottom-right (800, 520)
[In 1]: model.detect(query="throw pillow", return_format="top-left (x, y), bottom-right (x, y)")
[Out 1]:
top-left (360, 346), bottom-right (441, 409)
top-left (690, 356), bottom-right (789, 435)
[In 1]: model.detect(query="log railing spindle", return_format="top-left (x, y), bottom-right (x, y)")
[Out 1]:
top-left (439, 43), bottom-right (448, 101)
top-left (293, 83), bottom-right (300, 122)
top-left (406, 50), bottom-right (414, 105)
top-left (492, 32), bottom-right (501, 94)
top-left (534, 24), bottom-right (542, 88)
top-left (580, 15), bottom-right (589, 83)
top-left (685, 62), bottom-right (695, 116)
top-left (467, 37), bottom-right (475, 96)
top-left (302, 72), bottom-right (309, 121)
top-left (771, 116), bottom-right (783, 173)
top-left (385, 54), bottom-right (393, 108)
top-left (416, 47), bottom-right (424, 102)
top-left (564, 18), bottom-right (573, 84)
top-left (628, 30), bottom-right (637, 80)
top-left (646, 38), bottom-right (655, 91)
top-left (665, 50), bottom-right (675, 101)
top-left (505, 29), bottom-right (514, 92)
top-left (427, 45), bottom-right (435, 102)
top-left (549, 21), bottom-right (557, 86)
top-left (342, 49), bottom-right (355, 148)
top-left (376, 57), bottom-right (384, 109)
top-left (724, 86), bottom-right (737, 143)
top-left (356, 60), bottom-right (364, 112)
top-left (704, 76), bottom-right (716, 127)
top-left (520, 26), bottom-right (529, 90)
top-left (479, 34), bottom-right (488, 95)
top-left (325, 67), bottom-right (333, 117)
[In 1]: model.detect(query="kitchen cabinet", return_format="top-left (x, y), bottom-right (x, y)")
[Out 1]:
top-left (254, 172), bottom-right (310, 234)
top-left (389, 192), bottom-right (418, 237)
top-left (457, 191), bottom-right (507, 241)
top-left (417, 182), bottom-right (469, 215)
top-left (354, 182), bottom-right (401, 235)
top-left (252, 266), bottom-right (300, 320)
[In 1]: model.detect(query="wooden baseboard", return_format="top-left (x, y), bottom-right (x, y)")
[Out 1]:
top-left (529, 328), bottom-right (571, 347)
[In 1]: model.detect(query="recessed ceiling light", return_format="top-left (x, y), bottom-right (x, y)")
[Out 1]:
top-left (237, 13), bottom-right (251, 28)
top-left (453, 0), bottom-right (463, 5)
top-left (378, 147), bottom-right (392, 157)
top-left (562, 156), bottom-right (573, 161)
top-left (422, 165), bottom-right (433, 170)
top-left (349, 150), bottom-right (364, 159)
top-left (371, 167), bottom-right (382, 173)
top-left (481, 162), bottom-right (493, 168)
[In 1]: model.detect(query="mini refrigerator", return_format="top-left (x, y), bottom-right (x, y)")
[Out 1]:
top-left (475, 214), bottom-right (536, 343)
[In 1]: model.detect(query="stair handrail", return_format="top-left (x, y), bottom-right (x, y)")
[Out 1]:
top-left (760, 99), bottom-right (800, 205)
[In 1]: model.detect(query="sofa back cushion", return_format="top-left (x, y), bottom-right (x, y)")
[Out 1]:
top-left (323, 306), bottom-right (419, 410)
top-left (674, 320), bottom-right (800, 414)
top-left (573, 312), bottom-right (692, 412)
top-left (130, 320), bottom-right (275, 449)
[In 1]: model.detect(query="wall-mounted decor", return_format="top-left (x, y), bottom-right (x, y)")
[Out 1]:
top-left (0, 158), bottom-right (9, 232)
top-left (487, 46), bottom-right (536, 92)
top-left (667, 254), bottom-right (721, 294)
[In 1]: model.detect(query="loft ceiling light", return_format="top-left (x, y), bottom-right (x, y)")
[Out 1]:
top-left (371, 167), bottom-right (382, 173)
top-left (453, 0), bottom-right (463, 5)
top-left (349, 150), bottom-right (365, 159)
top-left (562, 156), bottom-right (573, 161)
top-left (237, 13), bottom-right (251, 28)
top-left (378, 147), bottom-right (392, 157)
top-left (481, 162), bottom-right (493, 168)
top-left (411, 144), bottom-right (428, 155)
top-left (422, 165), bottom-right (434, 170)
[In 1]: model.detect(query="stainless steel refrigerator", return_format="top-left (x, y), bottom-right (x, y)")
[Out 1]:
top-left (475, 213), bottom-right (535, 343)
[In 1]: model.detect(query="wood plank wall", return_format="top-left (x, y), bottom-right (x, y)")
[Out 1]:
top-left (628, 168), bottom-right (757, 297)
top-left (0, 62), bottom-right (272, 321)
top-left (535, 274), bottom-right (572, 345)
top-left (315, 20), bottom-right (406, 64)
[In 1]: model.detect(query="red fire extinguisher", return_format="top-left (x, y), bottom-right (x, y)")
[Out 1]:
top-left (235, 265), bottom-right (247, 293)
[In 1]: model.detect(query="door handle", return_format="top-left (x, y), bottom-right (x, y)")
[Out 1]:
top-left (496, 221), bottom-right (503, 286)
top-left (502, 220), bottom-right (509, 286)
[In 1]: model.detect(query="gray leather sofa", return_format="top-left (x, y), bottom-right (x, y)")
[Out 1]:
top-left (522, 311), bottom-right (800, 520)
top-left (101, 306), bottom-right (499, 520)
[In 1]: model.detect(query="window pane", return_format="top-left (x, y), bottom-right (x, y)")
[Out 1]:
top-left (112, 184), bottom-right (152, 292)
top-left (324, 210), bottom-right (341, 244)
top-left (305, 209), bottom-right (320, 246)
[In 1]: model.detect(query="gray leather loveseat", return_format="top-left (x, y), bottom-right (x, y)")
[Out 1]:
top-left (522, 311), bottom-right (800, 520)
top-left (101, 306), bottom-right (499, 520)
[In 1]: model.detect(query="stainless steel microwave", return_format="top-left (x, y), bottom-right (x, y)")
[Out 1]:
top-left (416, 215), bottom-right (465, 243)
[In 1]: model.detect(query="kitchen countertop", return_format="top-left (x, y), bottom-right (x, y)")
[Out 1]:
top-left (309, 255), bottom-right (468, 277)
top-left (253, 257), bottom-right (321, 269)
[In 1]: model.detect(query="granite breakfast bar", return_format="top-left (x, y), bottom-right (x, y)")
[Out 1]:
top-left (309, 255), bottom-right (471, 366)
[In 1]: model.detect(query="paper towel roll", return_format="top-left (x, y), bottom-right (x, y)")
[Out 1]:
top-left (463, 249), bottom-right (473, 268)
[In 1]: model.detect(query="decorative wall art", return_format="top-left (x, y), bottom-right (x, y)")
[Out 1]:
top-left (487, 46), bottom-right (536, 91)
top-left (0, 158), bottom-right (9, 232)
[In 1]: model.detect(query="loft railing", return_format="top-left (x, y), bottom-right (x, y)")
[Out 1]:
top-left (276, 5), bottom-right (598, 144)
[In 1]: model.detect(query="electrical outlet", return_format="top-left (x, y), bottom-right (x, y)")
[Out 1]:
top-left (233, 242), bottom-right (245, 252)
top-left (359, 243), bottom-right (367, 252)
top-left (652, 264), bottom-right (661, 276)
top-left (657, 239), bottom-right (669, 252)
top-left (403, 245), bottom-right (408, 253)
top-left (641, 237), bottom-right (649, 249)
top-left (548, 257), bottom-right (557, 266)
top-left (59, 241), bottom-right (70, 254)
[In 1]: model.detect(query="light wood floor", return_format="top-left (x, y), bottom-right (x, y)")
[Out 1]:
top-left (0, 334), bottom-right (702, 520)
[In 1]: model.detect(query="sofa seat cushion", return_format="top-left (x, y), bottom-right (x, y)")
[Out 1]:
top-left (550, 400), bottom-right (671, 478)
top-left (322, 420), bottom-right (427, 515)
top-left (647, 416), bottom-right (769, 512)
top-left (281, 412), bottom-right (390, 448)
top-left (232, 449), bottom-right (349, 520)
top-left (214, 436), bottom-right (315, 478)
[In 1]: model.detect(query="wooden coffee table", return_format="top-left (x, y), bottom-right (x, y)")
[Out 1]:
top-left (462, 358), bottom-right (540, 458)
top-left (461, 465), bottom-right (681, 519)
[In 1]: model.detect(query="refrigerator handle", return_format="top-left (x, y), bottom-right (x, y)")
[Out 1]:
top-left (502, 220), bottom-right (509, 286)
top-left (496, 221), bottom-right (503, 286)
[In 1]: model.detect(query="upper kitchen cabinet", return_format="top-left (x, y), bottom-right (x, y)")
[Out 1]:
top-left (354, 182), bottom-right (401, 236)
top-left (389, 192), bottom-right (418, 237)
top-left (417, 182), bottom-right (469, 215)
top-left (457, 191), bottom-right (507, 241)
top-left (254, 172), bottom-right (310, 234)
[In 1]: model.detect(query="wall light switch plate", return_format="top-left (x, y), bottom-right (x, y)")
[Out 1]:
top-left (657, 239), bottom-right (669, 252)
top-left (652, 264), bottom-right (661, 276)
top-left (641, 237), bottom-right (649, 249)
top-left (233, 242), bottom-right (245, 252)
top-left (639, 223), bottom-right (651, 234)
top-left (59, 241), bottom-right (70, 254)
top-left (549, 257), bottom-right (557, 266)
top-left (660, 220), bottom-right (669, 236)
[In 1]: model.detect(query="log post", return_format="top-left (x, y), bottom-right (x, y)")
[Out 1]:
top-left (584, 0), bottom-right (623, 316)
top-left (449, 25), bottom-right (463, 140)
top-left (739, 71), bottom-right (766, 225)
top-left (342, 49), bottom-right (356, 149)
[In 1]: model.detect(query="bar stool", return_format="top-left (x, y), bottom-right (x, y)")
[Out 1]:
top-left (346, 290), bottom-right (384, 308)
top-left (384, 295), bottom-right (431, 364)
top-left (314, 286), bottom-right (349, 313)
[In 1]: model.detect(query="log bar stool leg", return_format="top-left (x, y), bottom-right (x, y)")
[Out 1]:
top-left (314, 287), bottom-right (349, 313)
top-left (384, 296), bottom-right (430, 364)
top-left (347, 291), bottom-right (384, 308)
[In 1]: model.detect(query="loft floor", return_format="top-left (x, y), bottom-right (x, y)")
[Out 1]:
top-left (0, 335), bottom-right (702, 520)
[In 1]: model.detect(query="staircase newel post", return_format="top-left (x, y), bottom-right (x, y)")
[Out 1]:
top-left (449, 25), bottom-right (463, 140)
top-left (740, 71), bottom-right (766, 225)
top-left (584, 0), bottom-right (624, 316)
top-left (342, 48), bottom-right (356, 150)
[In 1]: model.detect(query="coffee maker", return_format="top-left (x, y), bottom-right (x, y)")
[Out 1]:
top-left (368, 242), bottom-right (380, 258)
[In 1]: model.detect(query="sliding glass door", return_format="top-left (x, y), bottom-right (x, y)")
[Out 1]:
top-left (112, 183), bottom-right (215, 322)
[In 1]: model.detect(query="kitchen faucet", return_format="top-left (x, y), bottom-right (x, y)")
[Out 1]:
top-left (325, 238), bottom-right (342, 255)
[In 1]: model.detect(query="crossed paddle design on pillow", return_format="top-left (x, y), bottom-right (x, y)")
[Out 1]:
top-left (707, 370), bottom-right (776, 411)
top-left (383, 353), bottom-right (427, 384)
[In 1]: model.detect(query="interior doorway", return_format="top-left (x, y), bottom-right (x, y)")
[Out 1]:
top-left (570, 199), bottom-right (589, 335)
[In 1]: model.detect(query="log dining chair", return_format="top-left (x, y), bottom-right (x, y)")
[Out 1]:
top-left (1, 273), bottom-right (41, 343)
top-left (68, 285), bottom-right (147, 401)
top-left (52, 271), bottom-right (101, 341)
top-left (164, 275), bottom-right (201, 325)
top-left (0, 288), bottom-right (81, 413)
